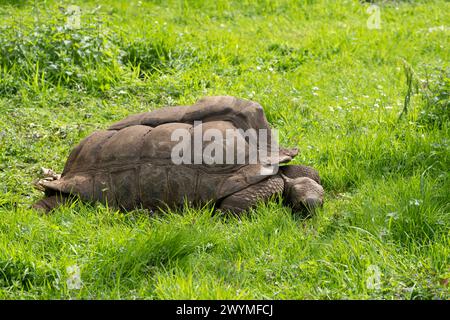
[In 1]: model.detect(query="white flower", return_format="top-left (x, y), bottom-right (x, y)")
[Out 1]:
top-left (409, 199), bottom-right (422, 206)
top-left (428, 25), bottom-right (448, 33)
top-left (66, 265), bottom-right (82, 290)
top-left (386, 212), bottom-right (398, 220)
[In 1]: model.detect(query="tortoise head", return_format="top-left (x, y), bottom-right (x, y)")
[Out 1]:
top-left (282, 175), bottom-right (324, 215)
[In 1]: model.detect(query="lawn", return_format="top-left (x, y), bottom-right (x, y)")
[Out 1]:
top-left (0, 0), bottom-right (448, 299)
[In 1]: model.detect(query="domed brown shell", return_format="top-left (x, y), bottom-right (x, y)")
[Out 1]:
top-left (40, 96), bottom-right (297, 211)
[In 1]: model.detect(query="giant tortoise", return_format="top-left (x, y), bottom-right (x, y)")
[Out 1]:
top-left (33, 96), bottom-right (324, 214)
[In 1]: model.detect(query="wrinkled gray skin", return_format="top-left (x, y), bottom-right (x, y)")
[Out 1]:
top-left (33, 96), bottom-right (324, 215)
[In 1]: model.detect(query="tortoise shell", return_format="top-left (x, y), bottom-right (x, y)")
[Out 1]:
top-left (40, 97), bottom-right (297, 211)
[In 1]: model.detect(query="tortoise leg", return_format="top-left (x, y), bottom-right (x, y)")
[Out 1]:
top-left (32, 193), bottom-right (71, 213)
top-left (218, 174), bottom-right (284, 214)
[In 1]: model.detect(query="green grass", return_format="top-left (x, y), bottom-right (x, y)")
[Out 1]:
top-left (0, 0), bottom-right (449, 299)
